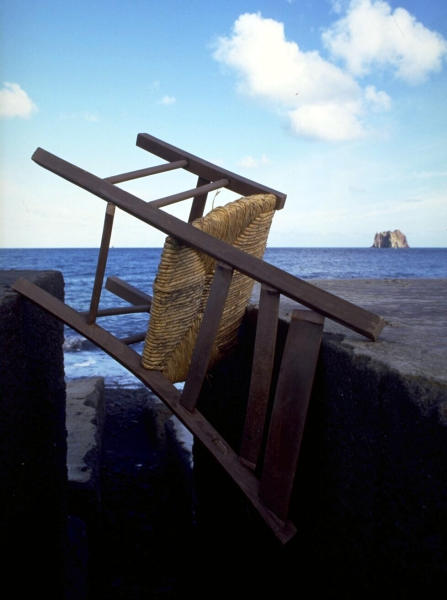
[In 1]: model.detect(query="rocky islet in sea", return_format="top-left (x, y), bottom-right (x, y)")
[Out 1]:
top-left (371, 229), bottom-right (410, 248)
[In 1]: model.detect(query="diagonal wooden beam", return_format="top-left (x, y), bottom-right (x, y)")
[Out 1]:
top-left (87, 202), bottom-right (115, 324)
top-left (240, 285), bottom-right (280, 470)
top-left (259, 309), bottom-right (324, 522)
top-left (31, 147), bottom-right (386, 341)
top-left (180, 263), bottom-right (234, 412)
top-left (188, 176), bottom-right (209, 222)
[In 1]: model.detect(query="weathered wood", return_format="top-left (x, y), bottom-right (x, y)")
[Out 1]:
top-left (240, 285), bottom-right (280, 470)
top-left (81, 304), bottom-right (150, 318)
top-left (188, 176), bottom-right (209, 222)
top-left (105, 276), bottom-right (152, 308)
top-left (32, 148), bottom-right (385, 340)
top-left (148, 178), bottom-right (228, 209)
top-left (137, 132), bottom-right (286, 208)
top-left (87, 202), bottom-right (115, 324)
top-left (180, 263), bottom-right (234, 412)
top-left (259, 309), bottom-right (324, 521)
top-left (12, 277), bottom-right (296, 543)
top-left (104, 159), bottom-right (188, 184)
top-left (120, 332), bottom-right (146, 345)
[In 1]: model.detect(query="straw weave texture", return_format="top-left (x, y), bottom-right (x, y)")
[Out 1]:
top-left (141, 193), bottom-right (277, 382)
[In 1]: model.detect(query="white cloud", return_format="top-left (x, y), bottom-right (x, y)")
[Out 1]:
top-left (323, 0), bottom-right (447, 83)
top-left (159, 95), bottom-right (176, 105)
top-left (0, 82), bottom-right (37, 118)
top-left (238, 154), bottom-right (270, 168)
top-left (364, 85), bottom-right (391, 111)
top-left (213, 12), bottom-right (390, 141)
top-left (288, 101), bottom-right (364, 141)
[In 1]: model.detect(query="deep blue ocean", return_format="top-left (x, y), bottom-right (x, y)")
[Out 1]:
top-left (1, 247), bottom-right (446, 388)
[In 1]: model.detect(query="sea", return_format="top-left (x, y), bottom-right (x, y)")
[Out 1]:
top-left (1, 247), bottom-right (446, 388)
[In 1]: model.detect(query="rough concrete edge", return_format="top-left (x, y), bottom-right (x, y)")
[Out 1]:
top-left (66, 377), bottom-right (105, 490)
top-left (321, 330), bottom-right (447, 427)
top-left (246, 298), bottom-right (447, 428)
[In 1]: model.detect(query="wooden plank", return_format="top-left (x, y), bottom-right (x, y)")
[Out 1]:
top-left (105, 276), bottom-right (152, 308)
top-left (180, 263), bottom-right (234, 412)
top-left (188, 176), bottom-right (209, 222)
top-left (136, 132), bottom-right (287, 207)
top-left (87, 202), bottom-right (115, 324)
top-left (240, 285), bottom-right (280, 470)
top-left (104, 160), bottom-right (188, 184)
top-left (12, 276), bottom-right (296, 543)
top-left (259, 309), bottom-right (324, 522)
top-left (148, 178), bottom-right (228, 209)
top-left (31, 148), bottom-right (386, 340)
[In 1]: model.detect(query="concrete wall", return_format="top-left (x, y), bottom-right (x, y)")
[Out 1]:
top-left (193, 280), bottom-right (447, 599)
top-left (0, 271), bottom-right (66, 598)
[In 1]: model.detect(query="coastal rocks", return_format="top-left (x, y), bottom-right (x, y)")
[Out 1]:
top-left (372, 229), bottom-right (409, 248)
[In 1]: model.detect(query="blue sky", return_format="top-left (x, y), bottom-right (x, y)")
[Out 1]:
top-left (1, 0), bottom-right (446, 247)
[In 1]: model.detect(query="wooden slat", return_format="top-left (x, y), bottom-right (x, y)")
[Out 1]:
top-left (87, 202), bottom-right (115, 324)
top-left (31, 148), bottom-right (385, 341)
top-left (259, 309), bottom-right (324, 522)
top-left (180, 263), bottom-right (234, 412)
top-left (137, 132), bottom-right (287, 208)
top-left (188, 176), bottom-right (209, 222)
top-left (81, 304), bottom-right (149, 318)
top-left (104, 159), bottom-right (188, 184)
top-left (120, 331), bottom-right (146, 345)
top-left (147, 178), bottom-right (228, 209)
top-left (105, 276), bottom-right (152, 308)
top-left (239, 285), bottom-right (280, 470)
top-left (12, 276), bottom-right (296, 543)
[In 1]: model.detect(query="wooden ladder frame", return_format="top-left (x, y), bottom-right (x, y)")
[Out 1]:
top-left (13, 133), bottom-right (385, 543)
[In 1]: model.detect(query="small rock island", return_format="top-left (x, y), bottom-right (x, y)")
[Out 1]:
top-left (371, 229), bottom-right (409, 248)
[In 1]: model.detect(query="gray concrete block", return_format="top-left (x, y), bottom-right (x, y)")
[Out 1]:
top-left (66, 376), bottom-right (105, 490)
top-left (252, 278), bottom-right (447, 417)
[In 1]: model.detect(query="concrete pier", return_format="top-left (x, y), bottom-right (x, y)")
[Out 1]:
top-left (273, 278), bottom-right (447, 388)
top-left (2, 271), bottom-right (446, 597)
top-left (195, 278), bottom-right (447, 598)
top-left (0, 270), bottom-right (66, 598)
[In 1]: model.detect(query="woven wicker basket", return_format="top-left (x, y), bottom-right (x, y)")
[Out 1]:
top-left (141, 193), bottom-right (277, 382)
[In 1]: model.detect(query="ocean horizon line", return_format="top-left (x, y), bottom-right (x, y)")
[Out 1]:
top-left (1, 245), bottom-right (446, 251)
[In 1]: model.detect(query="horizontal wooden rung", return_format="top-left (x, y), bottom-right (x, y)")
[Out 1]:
top-left (121, 332), bottom-right (146, 345)
top-left (147, 178), bottom-right (229, 209)
top-left (104, 159), bottom-right (188, 184)
top-left (105, 276), bottom-right (152, 308)
top-left (81, 304), bottom-right (150, 318)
